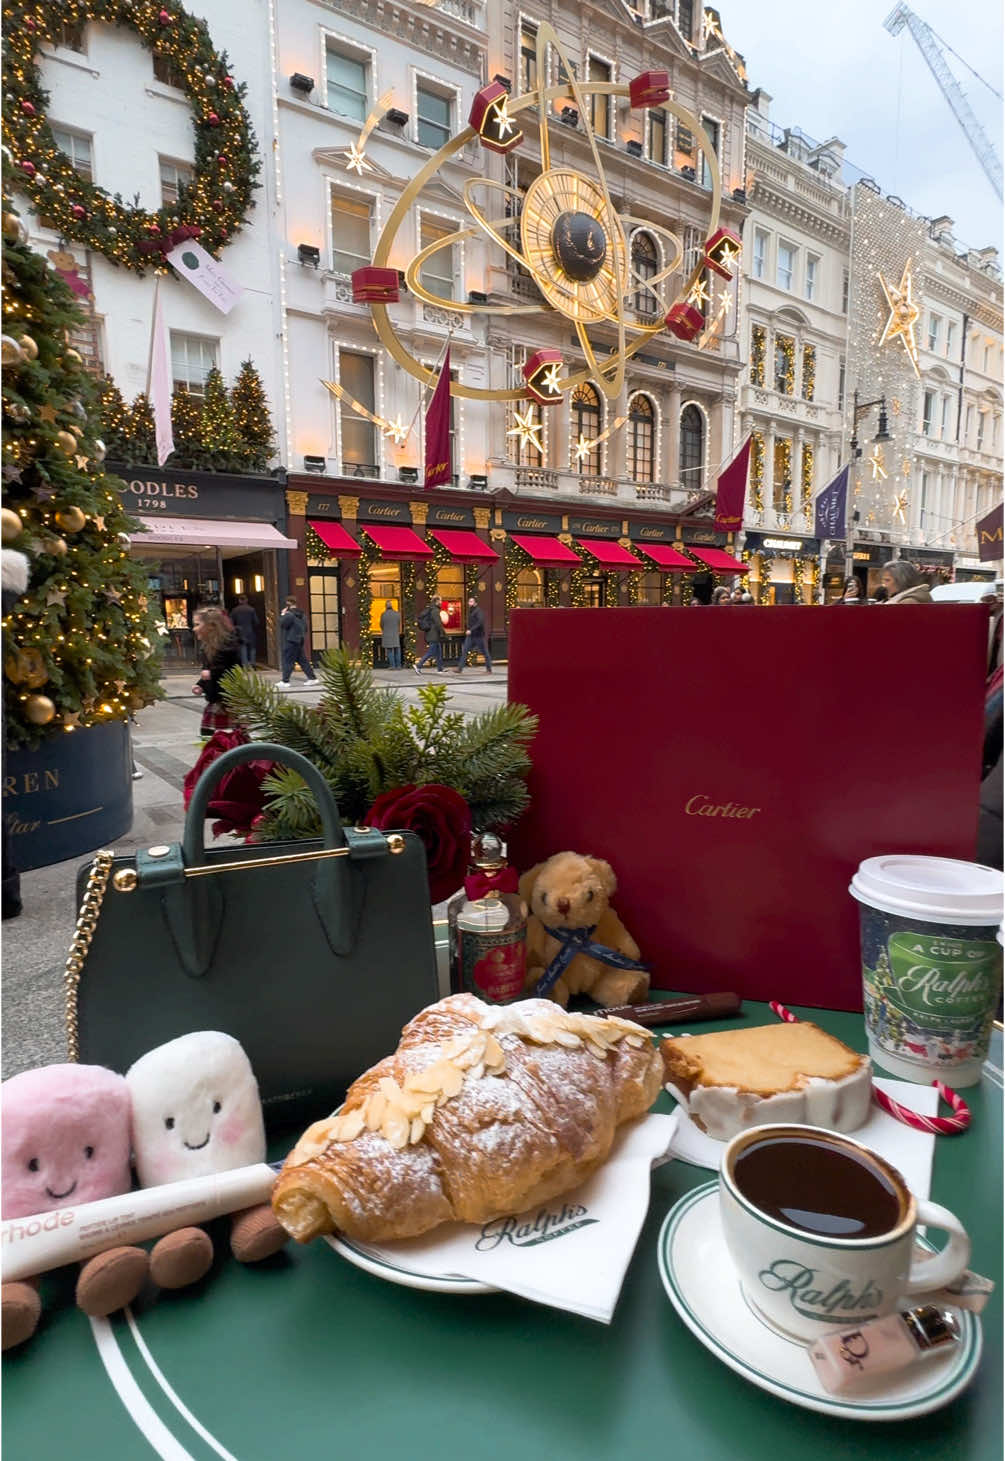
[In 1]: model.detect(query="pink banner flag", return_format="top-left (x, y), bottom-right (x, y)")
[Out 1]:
top-left (714, 434), bottom-right (751, 532)
top-left (148, 286), bottom-right (175, 467)
top-left (423, 347), bottom-right (452, 490)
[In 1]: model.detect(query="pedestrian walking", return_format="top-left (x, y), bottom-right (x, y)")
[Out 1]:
top-left (454, 597), bottom-right (493, 675)
top-left (278, 596), bottom-right (317, 688)
top-left (193, 606), bottom-right (241, 734)
top-left (380, 599), bottom-right (402, 669)
top-left (414, 595), bottom-right (446, 673)
top-left (878, 561), bottom-right (933, 605)
top-left (230, 593), bottom-right (259, 667)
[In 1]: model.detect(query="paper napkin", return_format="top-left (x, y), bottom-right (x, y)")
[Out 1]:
top-left (341, 1111), bottom-right (679, 1323)
top-left (666, 1077), bottom-right (939, 1199)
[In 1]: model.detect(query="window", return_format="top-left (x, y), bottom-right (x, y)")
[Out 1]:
top-left (920, 471), bottom-right (932, 527)
top-left (519, 20), bottom-right (538, 93)
top-left (679, 404), bottom-right (704, 489)
top-left (632, 232), bottom-right (659, 318)
top-left (837, 356), bottom-right (846, 411)
top-left (627, 394), bottom-right (655, 483)
top-left (647, 109), bottom-right (667, 166)
top-left (417, 82), bottom-right (452, 150)
top-left (927, 314), bottom-right (941, 352)
top-left (752, 230), bottom-right (767, 280)
top-left (339, 351), bottom-right (377, 472)
top-left (774, 334), bottom-right (794, 394)
top-left (51, 19), bottom-right (85, 51)
top-left (170, 333), bottom-right (217, 396)
top-left (922, 389), bottom-right (936, 435)
top-left (326, 47), bottom-right (368, 122)
top-left (976, 411), bottom-right (986, 451)
top-left (159, 158), bottom-right (194, 206)
top-left (515, 567), bottom-right (545, 606)
top-left (965, 404), bottom-right (974, 443)
top-left (750, 323), bottom-right (766, 386)
top-left (946, 320), bottom-right (957, 359)
top-left (773, 438), bottom-right (791, 512)
top-left (571, 382), bottom-right (602, 474)
top-left (588, 57), bottom-right (611, 138)
top-left (841, 268), bottom-right (849, 313)
top-left (805, 254), bottom-right (819, 302)
top-left (699, 116), bottom-right (720, 190)
top-left (51, 128), bottom-right (92, 180)
top-left (153, 54), bottom-right (183, 88)
top-left (940, 395), bottom-right (952, 440)
top-left (674, 120), bottom-right (695, 164)
top-left (330, 191), bottom-right (372, 274)
top-left (638, 571), bottom-right (663, 607)
top-left (801, 343), bottom-right (816, 401)
top-left (419, 216), bottom-right (454, 301)
top-left (677, 0), bottom-right (694, 42)
top-left (776, 242), bottom-right (795, 291)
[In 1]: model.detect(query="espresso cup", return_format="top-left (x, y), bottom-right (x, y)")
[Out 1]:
top-left (719, 1125), bottom-right (971, 1343)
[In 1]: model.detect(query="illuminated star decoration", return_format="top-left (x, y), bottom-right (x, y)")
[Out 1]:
top-left (540, 362), bottom-right (563, 396)
top-left (868, 444), bottom-right (888, 481)
top-left (892, 489), bottom-right (909, 525)
top-left (382, 416), bottom-right (409, 446)
top-left (877, 261), bottom-right (921, 376)
top-left (507, 405), bottom-right (544, 457)
top-left (687, 278), bottom-right (710, 307)
top-left (574, 434), bottom-right (594, 463)
top-left (494, 94), bottom-right (515, 140)
top-left (575, 414), bottom-right (626, 464)
top-left (716, 243), bottom-right (739, 274)
top-left (343, 90), bottom-right (394, 177)
top-left (343, 142), bottom-right (372, 177)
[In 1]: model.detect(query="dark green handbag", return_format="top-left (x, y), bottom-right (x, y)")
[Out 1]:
top-left (67, 744), bottom-right (440, 1126)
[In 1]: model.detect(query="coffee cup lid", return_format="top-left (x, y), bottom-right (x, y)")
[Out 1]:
top-left (850, 854), bottom-right (1003, 926)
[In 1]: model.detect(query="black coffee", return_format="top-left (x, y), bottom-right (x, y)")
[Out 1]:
top-left (733, 1135), bottom-right (905, 1239)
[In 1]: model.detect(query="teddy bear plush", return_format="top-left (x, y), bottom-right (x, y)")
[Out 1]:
top-left (518, 852), bottom-right (650, 1008)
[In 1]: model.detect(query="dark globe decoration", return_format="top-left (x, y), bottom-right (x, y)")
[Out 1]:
top-left (552, 211), bottom-right (607, 283)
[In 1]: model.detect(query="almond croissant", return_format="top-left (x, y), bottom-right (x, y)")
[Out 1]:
top-left (272, 994), bottom-right (663, 1244)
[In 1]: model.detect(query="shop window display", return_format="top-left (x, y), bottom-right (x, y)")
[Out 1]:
top-left (367, 561), bottom-right (403, 635)
top-left (516, 566), bottom-right (545, 607)
top-left (436, 563), bottom-right (464, 634)
top-left (638, 571), bottom-right (663, 607)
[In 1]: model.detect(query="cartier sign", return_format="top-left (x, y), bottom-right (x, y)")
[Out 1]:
top-left (502, 511), bottom-right (562, 533)
top-left (359, 500), bottom-right (411, 524)
top-left (569, 517), bottom-right (618, 538)
top-left (628, 521), bottom-right (673, 543)
top-left (427, 504), bottom-right (475, 528)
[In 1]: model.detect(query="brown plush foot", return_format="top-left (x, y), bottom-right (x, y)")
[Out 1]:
top-left (2, 1281), bottom-right (42, 1350)
top-left (150, 1228), bottom-right (214, 1290)
top-left (76, 1247), bottom-right (149, 1318)
top-left (591, 970), bottom-right (649, 1008)
top-left (230, 1205), bottom-right (289, 1264)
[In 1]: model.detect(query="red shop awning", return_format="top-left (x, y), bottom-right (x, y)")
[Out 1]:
top-left (686, 547), bottom-right (749, 574)
top-left (510, 534), bottom-right (582, 567)
top-left (636, 544), bottom-right (698, 571)
top-left (360, 524), bottom-right (434, 559)
top-left (429, 528), bottom-right (499, 564)
top-left (575, 538), bottom-right (645, 570)
top-left (308, 520), bottom-right (361, 557)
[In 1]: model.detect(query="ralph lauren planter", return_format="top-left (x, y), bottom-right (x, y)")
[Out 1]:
top-left (4, 720), bottom-right (132, 871)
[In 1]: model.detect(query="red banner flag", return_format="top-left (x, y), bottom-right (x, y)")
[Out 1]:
top-left (714, 435), bottom-right (751, 532)
top-left (977, 502), bottom-right (1003, 562)
top-left (423, 348), bottom-right (452, 489)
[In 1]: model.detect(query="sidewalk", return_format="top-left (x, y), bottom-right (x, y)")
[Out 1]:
top-left (1, 663), bottom-right (510, 1080)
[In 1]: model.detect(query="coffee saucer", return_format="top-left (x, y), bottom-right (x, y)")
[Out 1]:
top-left (657, 1183), bottom-right (982, 1420)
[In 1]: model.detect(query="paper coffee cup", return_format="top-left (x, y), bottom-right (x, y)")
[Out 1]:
top-left (850, 855), bottom-right (1003, 1087)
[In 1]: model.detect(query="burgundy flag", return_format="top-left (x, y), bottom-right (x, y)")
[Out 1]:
top-left (423, 348), bottom-right (452, 489)
top-left (977, 502), bottom-right (1003, 562)
top-left (714, 435), bottom-right (751, 531)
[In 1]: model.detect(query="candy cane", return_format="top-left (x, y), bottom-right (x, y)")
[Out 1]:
top-left (768, 1000), bottom-right (972, 1135)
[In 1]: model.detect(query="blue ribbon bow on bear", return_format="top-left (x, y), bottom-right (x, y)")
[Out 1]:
top-left (533, 924), bottom-right (650, 999)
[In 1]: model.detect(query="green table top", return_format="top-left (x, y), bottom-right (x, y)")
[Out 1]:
top-left (4, 999), bottom-right (1002, 1461)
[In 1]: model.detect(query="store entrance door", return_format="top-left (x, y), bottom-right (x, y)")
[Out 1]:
top-left (308, 568), bottom-right (342, 661)
top-left (582, 577), bottom-right (607, 608)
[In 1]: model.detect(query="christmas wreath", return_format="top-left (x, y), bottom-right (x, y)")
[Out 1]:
top-left (3, 0), bottom-right (259, 275)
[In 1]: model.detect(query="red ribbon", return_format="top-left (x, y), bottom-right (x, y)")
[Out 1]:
top-left (464, 867), bottom-right (519, 900)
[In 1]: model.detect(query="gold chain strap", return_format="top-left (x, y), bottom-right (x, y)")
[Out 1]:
top-left (64, 849), bottom-right (115, 1063)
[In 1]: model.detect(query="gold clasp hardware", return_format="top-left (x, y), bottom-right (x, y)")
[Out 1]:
top-left (113, 868), bottom-right (138, 893)
top-left (110, 836), bottom-right (407, 888)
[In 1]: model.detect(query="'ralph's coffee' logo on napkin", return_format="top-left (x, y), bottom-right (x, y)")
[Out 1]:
top-left (475, 1202), bottom-right (597, 1251)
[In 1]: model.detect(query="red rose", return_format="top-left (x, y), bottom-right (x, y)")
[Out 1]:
top-left (183, 728), bottom-right (273, 840)
top-left (366, 783), bottom-right (471, 904)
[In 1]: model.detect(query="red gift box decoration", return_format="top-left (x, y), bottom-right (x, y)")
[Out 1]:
top-left (703, 227), bottom-right (742, 279)
top-left (469, 82), bottom-right (523, 155)
top-left (629, 71), bottom-right (671, 109)
top-left (351, 266), bottom-right (399, 304)
top-left (522, 349), bottom-right (564, 405)
top-left (665, 301), bottom-right (704, 341)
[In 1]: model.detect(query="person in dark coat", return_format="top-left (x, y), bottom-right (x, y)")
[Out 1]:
top-left (380, 600), bottom-right (401, 669)
top-left (414, 595), bottom-right (445, 673)
top-left (193, 607), bottom-right (241, 734)
top-left (453, 597), bottom-right (492, 675)
top-left (278, 597), bottom-right (316, 689)
top-left (230, 594), bottom-right (259, 667)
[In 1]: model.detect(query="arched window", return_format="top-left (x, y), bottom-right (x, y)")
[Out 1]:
top-left (632, 231), bottom-right (659, 318)
top-left (571, 381), bottom-right (602, 475)
top-left (627, 393), bottom-right (655, 483)
top-left (515, 566), bottom-right (545, 606)
top-left (679, 403), bottom-right (704, 490)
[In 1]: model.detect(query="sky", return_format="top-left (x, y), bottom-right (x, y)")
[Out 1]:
top-left (721, 0), bottom-right (1004, 254)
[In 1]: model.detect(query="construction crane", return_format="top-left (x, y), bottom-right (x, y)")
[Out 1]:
top-left (884, 4), bottom-right (1003, 202)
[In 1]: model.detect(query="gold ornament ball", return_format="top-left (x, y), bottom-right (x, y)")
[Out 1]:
top-left (55, 430), bottom-right (78, 455)
top-left (18, 334), bottom-right (38, 360)
top-left (3, 211), bottom-right (21, 239)
top-left (55, 505), bottom-right (87, 533)
top-left (50, 537), bottom-right (68, 557)
top-left (1, 507), bottom-right (23, 542)
top-left (25, 694), bottom-right (56, 726)
top-left (1, 335), bottom-right (24, 366)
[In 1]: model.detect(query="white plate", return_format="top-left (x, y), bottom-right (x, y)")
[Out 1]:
top-left (325, 1232), bottom-right (496, 1294)
top-left (657, 1182), bottom-right (982, 1420)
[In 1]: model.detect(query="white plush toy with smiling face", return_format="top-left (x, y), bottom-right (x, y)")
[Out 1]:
top-left (127, 1031), bottom-right (266, 1188)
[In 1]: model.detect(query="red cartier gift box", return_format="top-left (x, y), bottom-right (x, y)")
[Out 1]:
top-left (665, 301), bottom-right (704, 341)
top-left (351, 266), bottom-right (399, 304)
top-left (508, 606), bottom-right (988, 1012)
top-left (703, 226), bottom-right (743, 279)
top-left (469, 81), bottom-right (523, 155)
top-left (629, 71), bottom-right (671, 108)
top-left (523, 349), bottom-right (564, 405)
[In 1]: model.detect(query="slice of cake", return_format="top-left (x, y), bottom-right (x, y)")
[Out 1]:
top-left (660, 1023), bottom-right (871, 1141)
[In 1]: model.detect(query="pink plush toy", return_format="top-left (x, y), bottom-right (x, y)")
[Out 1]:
top-left (1, 1064), bottom-right (148, 1351)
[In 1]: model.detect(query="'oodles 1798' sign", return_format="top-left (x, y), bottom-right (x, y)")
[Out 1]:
top-left (108, 463), bottom-right (286, 522)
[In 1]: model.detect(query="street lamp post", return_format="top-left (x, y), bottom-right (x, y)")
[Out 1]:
top-left (844, 389), bottom-right (893, 586)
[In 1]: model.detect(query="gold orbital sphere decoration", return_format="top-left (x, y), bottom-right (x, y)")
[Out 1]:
top-left (25, 694), bottom-right (57, 726)
top-left (1, 507), bottom-right (23, 541)
top-left (55, 430), bottom-right (78, 456)
top-left (55, 505), bottom-right (87, 533)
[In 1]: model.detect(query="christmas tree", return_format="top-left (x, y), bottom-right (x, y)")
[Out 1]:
top-left (200, 366), bottom-right (241, 471)
top-left (126, 391), bottom-right (157, 465)
top-left (230, 359), bottom-right (275, 473)
top-left (169, 386), bottom-right (204, 469)
top-left (95, 374), bottom-right (131, 461)
top-left (2, 188), bottom-right (163, 750)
